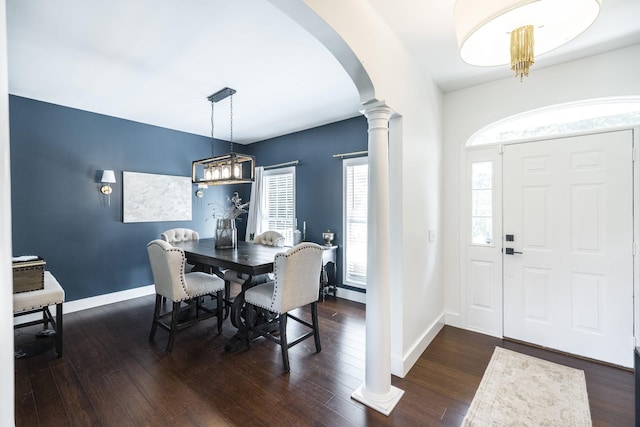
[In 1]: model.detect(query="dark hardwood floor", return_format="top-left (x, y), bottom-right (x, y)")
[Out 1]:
top-left (14, 295), bottom-right (634, 426)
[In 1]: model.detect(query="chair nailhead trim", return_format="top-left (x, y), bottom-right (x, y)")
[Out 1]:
top-left (270, 243), bottom-right (324, 310)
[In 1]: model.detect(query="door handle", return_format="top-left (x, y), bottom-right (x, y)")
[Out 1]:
top-left (504, 247), bottom-right (523, 255)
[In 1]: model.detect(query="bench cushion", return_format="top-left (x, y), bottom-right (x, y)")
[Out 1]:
top-left (14, 271), bottom-right (65, 313)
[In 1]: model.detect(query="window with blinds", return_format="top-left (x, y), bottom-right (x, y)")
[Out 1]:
top-left (261, 166), bottom-right (295, 246)
top-left (343, 157), bottom-right (368, 287)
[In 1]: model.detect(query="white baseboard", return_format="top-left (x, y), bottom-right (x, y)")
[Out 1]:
top-left (390, 313), bottom-right (445, 378)
top-left (64, 284), bottom-right (155, 314)
top-left (16, 283), bottom-right (360, 325)
top-left (14, 284), bottom-right (155, 325)
top-left (444, 311), bottom-right (464, 329)
top-left (465, 325), bottom-right (503, 339)
top-left (335, 287), bottom-right (366, 304)
top-left (20, 282), bottom-right (363, 320)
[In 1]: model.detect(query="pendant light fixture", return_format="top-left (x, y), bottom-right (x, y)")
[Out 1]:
top-left (454, 0), bottom-right (602, 81)
top-left (192, 87), bottom-right (255, 186)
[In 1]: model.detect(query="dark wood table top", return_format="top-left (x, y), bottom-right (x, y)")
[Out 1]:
top-left (172, 238), bottom-right (286, 276)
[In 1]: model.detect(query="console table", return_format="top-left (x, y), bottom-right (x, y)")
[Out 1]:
top-left (320, 245), bottom-right (338, 300)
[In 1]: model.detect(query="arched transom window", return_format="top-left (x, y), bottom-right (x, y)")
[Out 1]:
top-left (467, 97), bottom-right (640, 147)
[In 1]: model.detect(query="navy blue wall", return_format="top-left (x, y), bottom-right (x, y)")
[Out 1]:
top-left (9, 96), bottom-right (235, 301)
top-left (9, 95), bottom-right (367, 301)
top-left (245, 116), bottom-right (368, 287)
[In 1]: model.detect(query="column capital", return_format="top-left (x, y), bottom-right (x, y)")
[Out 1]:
top-left (361, 100), bottom-right (393, 122)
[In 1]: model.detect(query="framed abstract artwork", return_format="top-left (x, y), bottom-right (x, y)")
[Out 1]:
top-left (123, 171), bottom-right (192, 223)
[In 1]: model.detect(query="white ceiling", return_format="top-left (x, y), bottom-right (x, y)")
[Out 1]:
top-left (6, 0), bottom-right (640, 144)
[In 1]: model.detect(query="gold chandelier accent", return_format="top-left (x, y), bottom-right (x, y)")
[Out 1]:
top-left (510, 25), bottom-right (534, 82)
top-left (453, 0), bottom-right (603, 81)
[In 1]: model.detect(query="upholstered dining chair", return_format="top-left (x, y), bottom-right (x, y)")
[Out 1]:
top-left (223, 230), bottom-right (286, 315)
top-left (252, 230), bottom-right (285, 247)
top-left (160, 227), bottom-right (200, 243)
top-left (244, 242), bottom-right (324, 372)
top-left (146, 239), bottom-right (225, 354)
top-left (160, 227), bottom-right (202, 272)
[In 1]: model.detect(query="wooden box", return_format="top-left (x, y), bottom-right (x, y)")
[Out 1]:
top-left (12, 258), bottom-right (46, 293)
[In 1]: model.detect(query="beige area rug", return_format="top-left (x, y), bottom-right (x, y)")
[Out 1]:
top-left (461, 347), bottom-right (592, 426)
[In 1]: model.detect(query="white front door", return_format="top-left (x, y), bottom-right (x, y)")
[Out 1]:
top-left (503, 130), bottom-right (634, 367)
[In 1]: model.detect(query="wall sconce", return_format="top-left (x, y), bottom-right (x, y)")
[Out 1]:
top-left (195, 183), bottom-right (207, 208)
top-left (100, 170), bottom-right (116, 206)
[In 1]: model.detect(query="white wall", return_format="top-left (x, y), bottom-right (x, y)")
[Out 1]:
top-left (443, 44), bottom-right (640, 330)
top-left (308, 0), bottom-right (445, 377)
top-left (277, 0), bottom-right (444, 376)
top-left (0, 0), bottom-right (16, 423)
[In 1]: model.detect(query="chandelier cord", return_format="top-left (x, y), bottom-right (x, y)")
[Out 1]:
top-left (210, 101), bottom-right (215, 157)
top-left (229, 95), bottom-right (234, 153)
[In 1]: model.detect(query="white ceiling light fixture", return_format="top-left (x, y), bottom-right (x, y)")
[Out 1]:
top-left (192, 87), bottom-right (255, 186)
top-left (454, 0), bottom-right (603, 80)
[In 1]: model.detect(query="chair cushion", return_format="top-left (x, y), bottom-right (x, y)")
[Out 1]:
top-left (253, 231), bottom-right (285, 247)
top-left (244, 282), bottom-right (277, 312)
top-left (184, 272), bottom-right (224, 297)
top-left (14, 271), bottom-right (65, 313)
top-left (160, 228), bottom-right (199, 243)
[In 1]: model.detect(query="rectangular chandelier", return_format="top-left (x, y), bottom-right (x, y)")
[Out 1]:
top-left (192, 152), bottom-right (255, 186)
top-left (192, 87), bottom-right (255, 186)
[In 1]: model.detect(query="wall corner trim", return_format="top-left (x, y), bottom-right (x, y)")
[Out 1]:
top-left (390, 313), bottom-right (446, 378)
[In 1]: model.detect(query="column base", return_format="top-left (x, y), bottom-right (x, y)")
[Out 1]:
top-left (351, 383), bottom-right (404, 416)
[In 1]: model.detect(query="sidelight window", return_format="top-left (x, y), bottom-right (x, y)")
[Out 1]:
top-left (471, 161), bottom-right (493, 245)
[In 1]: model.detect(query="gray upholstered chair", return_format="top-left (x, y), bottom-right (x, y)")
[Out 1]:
top-left (252, 230), bottom-right (285, 247)
top-left (160, 227), bottom-right (202, 272)
top-left (244, 242), bottom-right (324, 372)
top-left (160, 228), bottom-right (200, 243)
top-left (147, 239), bottom-right (225, 354)
top-left (223, 230), bottom-right (286, 314)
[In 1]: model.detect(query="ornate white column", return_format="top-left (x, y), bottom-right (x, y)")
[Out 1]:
top-left (351, 102), bottom-right (404, 415)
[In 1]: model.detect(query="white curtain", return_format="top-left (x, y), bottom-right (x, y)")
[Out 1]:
top-left (245, 166), bottom-right (264, 241)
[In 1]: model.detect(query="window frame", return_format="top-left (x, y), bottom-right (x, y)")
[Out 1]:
top-left (467, 97), bottom-right (640, 147)
top-left (470, 160), bottom-right (494, 246)
top-left (342, 156), bottom-right (368, 288)
top-left (261, 166), bottom-right (296, 246)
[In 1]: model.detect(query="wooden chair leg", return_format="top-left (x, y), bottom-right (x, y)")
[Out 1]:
top-left (42, 307), bottom-right (49, 330)
top-left (149, 294), bottom-right (162, 341)
top-left (216, 290), bottom-right (223, 333)
top-left (224, 280), bottom-right (231, 319)
top-left (166, 301), bottom-right (180, 354)
top-left (55, 302), bottom-right (63, 358)
top-left (311, 302), bottom-right (321, 353)
top-left (195, 296), bottom-right (201, 319)
top-left (245, 303), bottom-right (254, 349)
top-left (280, 313), bottom-right (290, 372)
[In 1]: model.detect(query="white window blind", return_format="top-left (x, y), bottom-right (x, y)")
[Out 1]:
top-left (261, 167), bottom-right (295, 246)
top-left (343, 157), bottom-right (368, 287)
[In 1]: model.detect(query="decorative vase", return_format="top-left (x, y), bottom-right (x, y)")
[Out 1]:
top-left (215, 218), bottom-right (237, 249)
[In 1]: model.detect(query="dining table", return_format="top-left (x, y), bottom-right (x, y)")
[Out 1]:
top-left (171, 238), bottom-right (286, 352)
